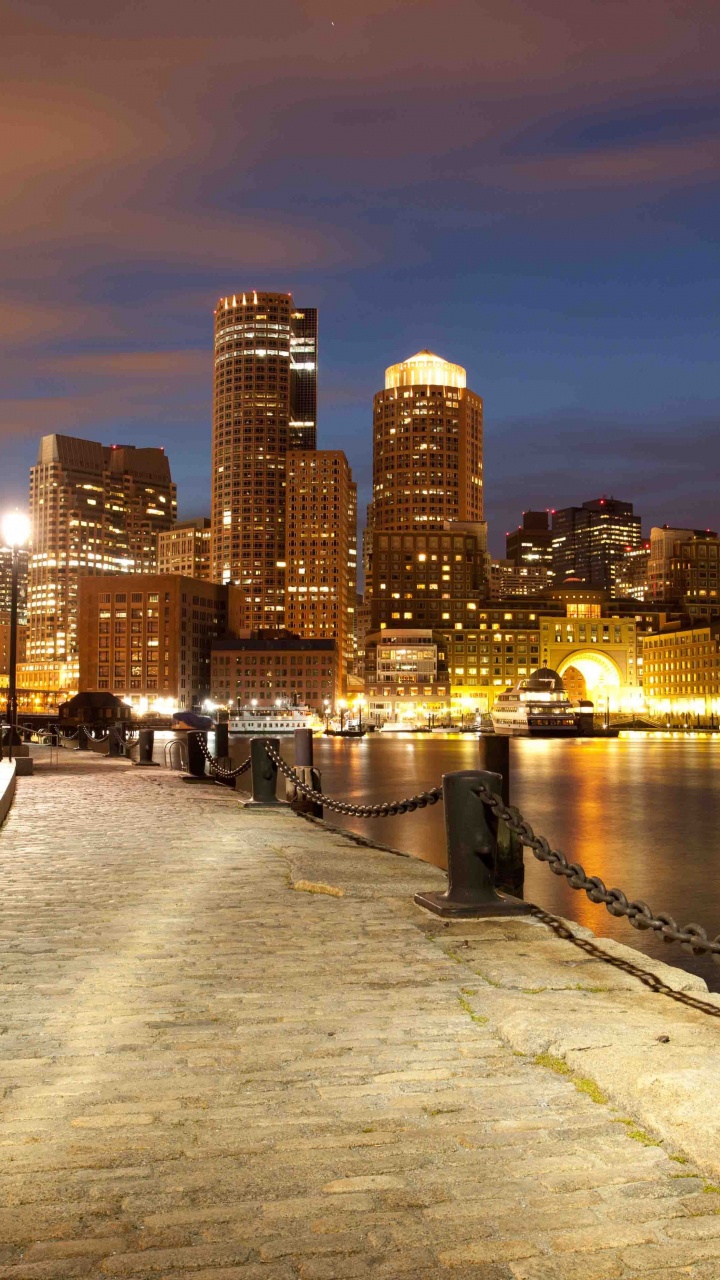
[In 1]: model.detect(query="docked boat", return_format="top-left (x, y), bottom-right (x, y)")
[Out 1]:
top-left (490, 665), bottom-right (580, 736)
top-left (228, 705), bottom-right (316, 735)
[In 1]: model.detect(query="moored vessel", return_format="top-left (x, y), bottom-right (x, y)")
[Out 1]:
top-left (229, 705), bottom-right (316, 735)
top-left (490, 665), bottom-right (579, 736)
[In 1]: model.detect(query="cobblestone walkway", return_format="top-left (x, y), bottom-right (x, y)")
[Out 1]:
top-left (2, 755), bottom-right (720, 1279)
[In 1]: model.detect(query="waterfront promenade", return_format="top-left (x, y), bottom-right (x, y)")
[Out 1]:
top-left (3, 755), bottom-right (720, 1278)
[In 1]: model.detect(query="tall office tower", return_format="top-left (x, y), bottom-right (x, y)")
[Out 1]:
top-left (211, 291), bottom-right (317, 627)
top-left (615, 541), bottom-right (651, 602)
top-left (370, 350), bottom-right (483, 533)
top-left (289, 307), bottom-right (318, 451)
top-left (158, 518), bottom-right (212, 580)
top-left (506, 511), bottom-right (554, 574)
top-left (28, 434), bottom-right (175, 677)
top-left (0, 546), bottom-right (30, 625)
top-left (285, 451), bottom-right (357, 686)
top-left (552, 497), bottom-right (642, 591)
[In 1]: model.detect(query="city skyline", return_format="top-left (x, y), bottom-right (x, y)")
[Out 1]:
top-left (3, 1), bottom-right (720, 553)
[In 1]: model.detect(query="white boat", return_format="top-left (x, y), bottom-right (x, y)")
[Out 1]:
top-left (229, 705), bottom-right (316, 735)
top-left (380, 721), bottom-right (419, 733)
top-left (490, 665), bottom-right (579, 737)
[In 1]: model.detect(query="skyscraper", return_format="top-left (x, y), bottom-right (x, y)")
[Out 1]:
top-left (210, 291), bottom-right (317, 627)
top-left (158, 518), bottom-right (212, 580)
top-left (506, 511), bottom-right (554, 573)
top-left (0, 546), bottom-right (29, 625)
top-left (551, 498), bottom-right (642, 591)
top-left (370, 350), bottom-right (483, 532)
top-left (285, 451), bottom-right (357, 685)
top-left (28, 434), bottom-right (176, 678)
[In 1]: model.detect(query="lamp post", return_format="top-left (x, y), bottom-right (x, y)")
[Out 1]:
top-left (323, 699), bottom-right (330, 733)
top-left (2, 512), bottom-right (30, 759)
top-left (338, 698), bottom-right (347, 733)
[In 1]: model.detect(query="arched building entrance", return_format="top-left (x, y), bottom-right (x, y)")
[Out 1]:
top-left (557, 651), bottom-right (622, 704)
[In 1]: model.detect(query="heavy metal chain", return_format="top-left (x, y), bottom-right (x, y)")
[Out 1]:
top-left (264, 741), bottom-right (442, 817)
top-left (473, 780), bottom-right (720, 965)
top-left (191, 731), bottom-right (251, 779)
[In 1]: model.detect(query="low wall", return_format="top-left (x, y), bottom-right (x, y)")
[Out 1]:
top-left (0, 759), bottom-right (16, 828)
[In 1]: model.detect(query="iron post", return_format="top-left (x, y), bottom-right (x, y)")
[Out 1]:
top-left (134, 727), bottom-right (159, 767)
top-left (248, 736), bottom-right (281, 806)
top-left (478, 734), bottom-right (524, 898)
top-left (415, 769), bottom-right (533, 917)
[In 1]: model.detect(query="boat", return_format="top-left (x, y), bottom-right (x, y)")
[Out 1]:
top-left (172, 710), bottom-right (214, 731)
top-left (228, 705), bottom-right (316, 735)
top-left (490, 665), bottom-right (580, 737)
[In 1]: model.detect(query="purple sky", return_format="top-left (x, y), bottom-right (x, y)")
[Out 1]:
top-left (3, 0), bottom-right (720, 555)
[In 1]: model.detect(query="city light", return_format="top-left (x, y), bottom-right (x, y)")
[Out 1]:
top-left (1, 512), bottom-right (30, 549)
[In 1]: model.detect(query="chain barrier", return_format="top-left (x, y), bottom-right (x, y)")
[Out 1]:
top-left (472, 780), bottom-right (720, 966)
top-left (191, 731), bottom-right (251, 779)
top-left (264, 741), bottom-right (442, 817)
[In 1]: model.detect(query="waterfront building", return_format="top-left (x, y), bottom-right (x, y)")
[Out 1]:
top-left (506, 511), bottom-right (554, 575)
top-left (643, 621), bottom-right (720, 715)
top-left (211, 630), bottom-right (337, 709)
top-left (552, 497), bottom-right (642, 590)
top-left (78, 574), bottom-right (228, 710)
top-left (363, 628), bottom-right (451, 723)
top-left (285, 451), bottom-right (357, 687)
top-left (0, 547), bottom-right (30, 625)
top-left (367, 528), bottom-right (486, 633)
top-left (157, 518), bottom-right (211, 580)
top-left (489, 559), bottom-right (554, 598)
top-left (210, 291), bottom-right (317, 624)
top-left (370, 350), bottom-right (483, 533)
top-left (615, 541), bottom-right (651, 602)
top-left (0, 613), bottom-right (27, 673)
top-left (28, 434), bottom-right (176, 686)
top-left (647, 526), bottom-right (720, 608)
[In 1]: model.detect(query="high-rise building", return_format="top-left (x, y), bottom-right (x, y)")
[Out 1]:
top-left (158, 518), bottom-right (212, 580)
top-left (615, 540), bottom-right (651, 601)
top-left (647, 526), bottom-right (720, 607)
top-left (367, 529), bottom-right (486, 633)
top-left (289, 307), bottom-right (318, 451)
top-left (285, 451), bottom-right (357, 685)
top-left (370, 350), bottom-right (483, 533)
top-left (489, 559), bottom-right (554, 598)
top-left (210, 291), bottom-right (317, 625)
top-left (506, 511), bottom-right (554, 574)
top-left (28, 434), bottom-right (176, 679)
top-left (551, 498), bottom-right (642, 591)
top-left (0, 546), bottom-right (30, 625)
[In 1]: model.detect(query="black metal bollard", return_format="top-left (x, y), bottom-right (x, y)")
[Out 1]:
top-left (294, 728), bottom-right (313, 766)
top-left (287, 728), bottom-right (323, 817)
top-left (108, 725), bottom-right (122, 757)
top-left (248, 736), bottom-right (281, 806)
top-left (185, 730), bottom-right (207, 779)
top-left (77, 726), bottom-right (88, 751)
top-left (478, 736), bottom-right (524, 898)
top-left (215, 720), bottom-right (229, 759)
top-left (414, 769), bottom-right (533, 917)
top-left (133, 727), bottom-right (159, 767)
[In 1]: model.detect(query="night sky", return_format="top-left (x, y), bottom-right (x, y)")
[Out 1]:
top-left (3, 0), bottom-right (720, 555)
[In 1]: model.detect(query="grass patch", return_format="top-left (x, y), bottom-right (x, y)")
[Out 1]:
top-left (458, 995), bottom-right (488, 1025)
top-left (574, 1077), bottom-right (609, 1106)
top-left (669, 1154), bottom-right (689, 1165)
top-left (533, 1054), bottom-right (607, 1104)
top-left (520, 986), bottom-right (547, 994)
top-left (703, 1184), bottom-right (720, 1195)
top-left (533, 1053), bottom-right (572, 1077)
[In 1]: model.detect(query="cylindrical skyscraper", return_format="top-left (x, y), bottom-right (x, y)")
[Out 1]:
top-left (371, 350), bottom-right (483, 532)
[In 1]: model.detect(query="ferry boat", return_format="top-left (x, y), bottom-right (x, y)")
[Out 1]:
top-left (490, 665), bottom-right (580, 737)
top-left (229, 705), bottom-right (316, 735)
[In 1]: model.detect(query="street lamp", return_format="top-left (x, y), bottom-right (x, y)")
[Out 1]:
top-left (2, 511), bottom-right (30, 757)
top-left (323, 698), bottom-right (331, 734)
top-left (338, 698), bottom-right (347, 733)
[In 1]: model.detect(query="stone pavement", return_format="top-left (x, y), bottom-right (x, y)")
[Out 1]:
top-left (2, 752), bottom-right (720, 1279)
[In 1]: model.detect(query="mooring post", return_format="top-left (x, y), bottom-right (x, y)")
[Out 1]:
top-left (133, 727), bottom-right (159, 767)
top-left (478, 735), bottom-right (524, 898)
top-left (288, 728), bottom-right (323, 817)
top-left (248, 736), bottom-right (281, 806)
top-left (185, 730), bottom-right (207, 779)
top-left (414, 769), bottom-right (533, 917)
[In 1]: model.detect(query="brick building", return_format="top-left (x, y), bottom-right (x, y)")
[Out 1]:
top-left (211, 631), bottom-right (337, 709)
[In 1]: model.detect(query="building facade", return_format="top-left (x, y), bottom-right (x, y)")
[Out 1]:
top-left (506, 510), bottom-right (554, 574)
top-left (370, 350), bottom-right (483, 533)
top-left (285, 451), bottom-right (357, 685)
top-left (615, 541), bottom-right (651, 601)
top-left (647, 526), bottom-right (720, 608)
top-left (363, 628), bottom-right (451, 723)
top-left (210, 631), bottom-right (337, 709)
top-left (0, 547), bottom-right (30, 625)
top-left (157, 518), bottom-right (212, 580)
top-left (643, 622), bottom-right (720, 714)
top-left (210, 291), bottom-right (317, 625)
top-left (28, 435), bottom-right (176, 682)
top-left (489, 559), bottom-right (554, 598)
top-left (552, 497), bottom-right (642, 590)
top-left (366, 529), bottom-right (486, 633)
top-left (78, 574), bottom-right (228, 710)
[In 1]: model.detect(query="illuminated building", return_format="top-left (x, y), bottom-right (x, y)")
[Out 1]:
top-left (78, 574), bottom-right (228, 710)
top-left (552, 497), bottom-right (642, 590)
top-left (643, 621), bottom-right (720, 714)
top-left (211, 631), bottom-right (337, 709)
top-left (210, 291), bottom-right (317, 623)
top-left (489, 559), bottom-right (554, 598)
top-left (647, 526), bottom-right (720, 608)
top-left (0, 547), bottom-right (29, 625)
top-left (285, 451), bottom-right (357, 687)
top-left (158, 518), bottom-right (212, 580)
top-left (363, 628), bottom-right (450, 723)
top-left (615, 541), bottom-right (651, 601)
top-left (28, 435), bottom-right (176, 683)
top-left (506, 511), bottom-right (554, 575)
top-left (0, 613), bottom-right (27, 673)
top-left (538, 611), bottom-right (642, 706)
top-left (367, 529), bottom-right (486, 632)
top-left (370, 350), bottom-right (483, 533)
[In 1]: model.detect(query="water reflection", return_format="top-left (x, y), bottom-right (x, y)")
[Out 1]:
top-left (227, 733), bottom-right (720, 991)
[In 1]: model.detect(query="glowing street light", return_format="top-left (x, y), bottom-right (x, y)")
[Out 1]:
top-left (1, 511), bottom-right (30, 756)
